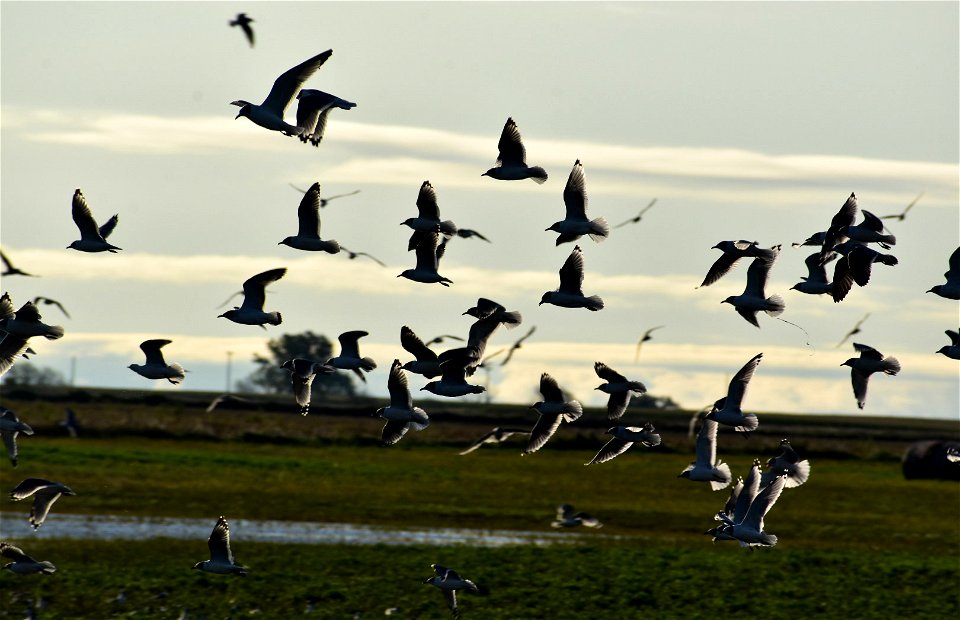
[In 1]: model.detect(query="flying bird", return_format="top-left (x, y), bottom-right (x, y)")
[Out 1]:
top-left (706, 459), bottom-right (762, 542)
top-left (231, 49), bottom-right (333, 136)
top-left (881, 192), bottom-right (923, 221)
top-left (423, 564), bottom-right (478, 619)
top-left (327, 330), bottom-right (377, 382)
top-left (721, 249), bottom-right (785, 327)
top-left (1, 543), bottom-right (55, 575)
top-left (761, 438), bottom-right (811, 488)
top-left (704, 353), bottom-right (763, 433)
top-left (339, 245), bottom-right (386, 267)
top-left (593, 361), bottom-right (647, 420)
top-left (128, 339), bottom-right (186, 385)
top-left (402, 181), bottom-right (458, 249)
top-left (295, 89), bottom-right (356, 147)
top-left (399, 325), bottom-right (441, 378)
top-left (524, 373), bottom-right (582, 454)
top-left (458, 426), bottom-right (531, 455)
top-left (699, 240), bottom-right (774, 288)
top-left (539, 245), bottom-right (604, 311)
top-left (455, 228), bottom-right (491, 242)
top-left (1, 249), bottom-right (37, 277)
top-left (551, 504), bottom-right (603, 528)
top-left (289, 184), bottom-right (362, 207)
top-left (613, 198), bottom-right (657, 229)
top-left (397, 232), bottom-right (452, 286)
top-left (829, 241), bottom-right (898, 303)
top-left (192, 516), bottom-right (247, 576)
top-left (634, 325), bottom-right (664, 362)
top-left (713, 474), bottom-right (788, 547)
top-left (841, 343), bottom-right (901, 410)
top-left (463, 299), bottom-right (522, 370)
top-left (936, 329), bottom-right (960, 360)
top-left (835, 313), bottom-right (870, 348)
top-left (482, 117), bottom-right (547, 183)
top-left (377, 360), bottom-right (430, 446)
top-left (500, 326), bottom-right (536, 367)
top-left (421, 348), bottom-right (485, 397)
top-left (790, 252), bottom-right (835, 296)
top-left (546, 160), bottom-right (609, 246)
top-left (678, 418), bottom-right (732, 491)
top-left (229, 13), bottom-right (254, 47)
top-left (61, 408), bottom-right (81, 438)
top-left (217, 268), bottom-right (286, 327)
top-left (0, 407), bottom-right (34, 467)
top-left (0, 295), bottom-right (65, 378)
top-left (31, 296), bottom-right (70, 319)
top-left (278, 182), bottom-right (340, 253)
top-left (67, 189), bottom-right (121, 253)
top-left (9, 478), bottom-right (76, 530)
top-left (927, 246), bottom-right (960, 300)
top-left (426, 334), bottom-right (464, 346)
top-left (585, 423), bottom-right (661, 465)
top-left (281, 358), bottom-right (335, 414)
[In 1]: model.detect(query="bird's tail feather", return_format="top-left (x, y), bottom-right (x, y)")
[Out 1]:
top-left (439, 221), bottom-right (458, 236)
top-left (44, 325), bottom-right (65, 340)
top-left (361, 357), bottom-right (377, 371)
top-left (501, 310), bottom-right (522, 328)
top-left (764, 294), bottom-right (785, 316)
top-left (269, 312), bottom-right (282, 326)
top-left (882, 356), bottom-right (901, 375)
top-left (877, 253), bottom-right (898, 266)
top-left (586, 295), bottom-right (604, 311)
top-left (588, 217), bottom-right (610, 242)
top-left (529, 167), bottom-right (548, 184)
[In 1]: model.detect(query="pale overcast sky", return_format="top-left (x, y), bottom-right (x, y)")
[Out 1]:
top-left (2, 2), bottom-right (957, 418)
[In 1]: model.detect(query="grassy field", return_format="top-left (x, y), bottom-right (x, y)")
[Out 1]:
top-left (0, 389), bottom-right (958, 619)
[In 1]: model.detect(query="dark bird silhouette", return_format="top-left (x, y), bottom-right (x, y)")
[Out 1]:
top-left (289, 184), bottom-right (361, 207)
top-left (61, 408), bottom-right (80, 438)
top-left (31, 297), bottom-right (70, 319)
top-left (634, 326), bottom-right (664, 362)
top-left (459, 426), bottom-right (531, 455)
top-left (426, 334), bottom-right (464, 346)
top-left (455, 228), bottom-right (491, 242)
top-left (835, 313), bottom-right (870, 348)
top-left (1, 249), bottom-right (37, 277)
top-left (339, 245), bottom-right (386, 267)
top-left (501, 326), bottom-right (536, 366)
top-left (881, 192), bottom-right (922, 221)
top-left (229, 13), bottom-right (255, 47)
top-left (613, 198), bottom-right (657, 228)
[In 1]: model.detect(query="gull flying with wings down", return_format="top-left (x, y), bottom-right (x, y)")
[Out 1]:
top-left (927, 246), bottom-right (960, 300)
top-left (0, 295), bottom-right (65, 378)
top-left (634, 325), bottom-right (664, 362)
top-left (1, 249), bottom-right (36, 277)
top-left (421, 348), bottom-right (485, 397)
top-left (231, 50), bottom-right (333, 136)
top-left (31, 297), bottom-right (70, 319)
top-left (614, 198), bottom-right (657, 229)
top-left (327, 330), bottom-right (377, 382)
top-left (398, 232), bottom-right (452, 286)
top-left (458, 426), bottom-right (531, 455)
top-left (482, 117), bottom-right (547, 183)
top-left (278, 182), bottom-right (340, 253)
top-left (546, 160), bottom-right (609, 246)
top-left (218, 268), bottom-right (285, 327)
top-left (829, 241), bottom-right (898, 303)
top-left (524, 373), bottom-right (582, 455)
top-left (192, 516), bottom-right (247, 576)
top-left (339, 245), bottom-right (386, 267)
top-left (721, 248), bottom-right (785, 327)
top-left (585, 423), bottom-right (661, 466)
top-left (377, 360), bottom-right (430, 446)
top-left (295, 89), bottom-right (356, 147)
top-left (1, 542), bottom-right (55, 575)
top-left (835, 313), bottom-right (870, 348)
top-left (841, 343), bottom-right (900, 410)
top-left (704, 353), bottom-right (763, 433)
top-left (229, 13), bottom-right (254, 47)
top-left (0, 407), bottom-right (34, 467)
top-left (290, 184), bottom-right (361, 207)
top-left (281, 358), bottom-right (335, 415)
top-left (539, 245), bottom-right (604, 311)
top-left (594, 362), bottom-right (647, 420)
top-left (552, 504), bottom-right (603, 528)
top-left (128, 339), bottom-right (186, 385)
top-left (455, 228), bottom-right (491, 242)
top-left (9, 478), bottom-right (76, 530)
top-left (423, 564), bottom-right (478, 619)
top-left (67, 189), bottom-right (121, 253)
top-left (881, 192), bottom-right (923, 221)
top-left (678, 418), bottom-right (732, 491)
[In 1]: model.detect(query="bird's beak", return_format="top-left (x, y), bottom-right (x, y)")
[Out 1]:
top-left (538, 300), bottom-right (544, 306)
top-left (235, 112), bottom-right (242, 119)
top-left (217, 313), bottom-right (226, 318)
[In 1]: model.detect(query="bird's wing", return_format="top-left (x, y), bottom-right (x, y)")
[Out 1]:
top-left (859, 210), bottom-right (885, 233)
top-left (34, 297), bottom-right (70, 318)
top-left (0, 250), bottom-right (12, 272)
top-left (733, 462), bottom-right (762, 523)
top-left (438, 350), bottom-right (471, 384)
top-left (241, 22), bottom-right (255, 47)
top-left (443, 589), bottom-right (458, 615)
top-left (725, 353), bottom-right (762, 409)
top-left (562, 160), bottom-right (588, 220)
top-left (741, 474), bottom-right (786, 531)
top-left (557, 246), bottom-right (586, 295)
top-left (14, 302), bottom-right (42, 323)
top-left (98, 214), bottom-right (119, 240)
top-left (260, 50), bottom-right (334, 116)
top-left (354, 252), bottom-right (386, 267)
top-left (743, 254), bottom-right (776, 298)
top-left (9, 478), bottom-right (54, 500)
top-left (594, 361), bottom-right (626, 383)
top-left (323, 190), bottom-right (361, 202)
top-left (380, 419), bottom-right (410, 446)
top-left (400, 326), bottom-right (436, 361)
top-left (2, 428), bottom-right (19, 465)
top-left (850, 368), bottom-right (870, 409)
top-left (947, 330), bottom-right (959, 346)
top-left (458, 430), bottom-right (496, 455)
top-left (946, 246), bottom-right (960, 280)
top-left (0, 293), bottom-right (15, 320)
top-left (830, 255), bottom-right (854, 303)
top-left (240, 268), bottom-right (286, 311)
top-left (337, 330), bottom-right (367, 359)
top-left (829, 192), bottom-right (859, 229)
top-left (0, 333), bottom-right (30, 377)
top-left (0, 543), bottom-right (32, 562)
top-left (605, 391), bottom-right (632, 420)
top-left (539, 372), bottom-right (564, 402)
top-left (297, 183), bottom-right (323, 237)
top-left (586, 436), bottom-right (632, 465)
top-left (803, 252), bottom-right (829, 283)
top-left (71, 189), bottom-right (103, 240)
top-left (30, 488), bottom-right (64, 528)
top-left (524, 413), bottom-right (563, 454)
top-left (294, 95), bottom-right (324, 138)
top-left (413, 232), bottom-right (441, 272)
top-left (208, 516), bottom-right (233, 563)
top-left (139, 339), bottom-right (171, 366)
top-left (387, 359), bottom-right (413, 408)
top-left (496, 117), bottom-right (527, 166)
top-left (853, 343), bottom-right (884, 361)
top-left (700, 252), bottom-right (741, 287)
top-left (415, 181), bottom-right (441, 220)
top-left (695, 418), bottom-right (719, 467)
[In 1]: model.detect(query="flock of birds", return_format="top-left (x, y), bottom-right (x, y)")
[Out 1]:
top-left (1, 13), bottom-right (959, 619)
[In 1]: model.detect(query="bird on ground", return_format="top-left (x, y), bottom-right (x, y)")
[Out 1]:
top-left (0, 407), bottom-right (34, 467)
top-left (278, 182), bottom-right (340, 253)
top-left (231, 49), bottom-right (333, 136)
top-left (327, 330), bottom-right (376, 382)
top-left (455, 228), bottom-right (491, 242)
top-left (699, 240), bottom-right (776, 288)
top-left (585, 423), bottom-right (661, 465)
top-left (841, 343), bottom-right (901, 410)
top-left (704, 353), bottom-right (762, 433)
top-left (927, 246), bottom-right (960, 300)
top-left (217, 267), bottom-right (286, 327)
top-left (61, 408), bottom-right (80, 437)
top-left (338, 245), bottom-right (386, 267)
top-left (500, 326), bottom-right (536, 367)
top-left (936, 329), bottom-right (960, 360)
top-left (423, 564), bottom-right (478, 619)
top-left (523, 373), bottom-right (582, 455)
top-left (593, 361), bottom-right (647, 420)
top-left (881, 192), bottom-right (923, 221)
top-left (634, 325), bottom-right (664, 362)
top-left (721, 249), bottom-right (785, 327)
top-left (546, 160), bottom-right (609, 246)
top-left (67, 189), bottom-right (121, 253)
top-left (402, 181), bottom-right (458, 249)
top-left (458, 426), bottom-right (531, 455)
top-left (421, 348), bottom-right (485, 397)
top-left (31, 297), bottom-right (70, 319)
top-left (761, 439), bottom-right (811, 488)
top-left (678, 418), bottom-right (732, 491)
top-left (482, 117), bottom-right (547, 183)
top-left (539, 245), bottom-right (604, 311)
top-left (229, 13), bottom-right (254, 47)
top-left (613, 198), bottom-right (657, 229)
top-left (0, 249), bottom-right (36, 277)
top-left (192, 516), bottom-right (247, 576)
top-left (294, 89), bottom-right (356, 147)
top-left (790, 252), bottom-right (835, 296)
top-left (1, 543), bottom-right (55, 575)
top-left (551, 504), bottom-right (603, 528)
top-left (399, 325), bottom-right (441, 378)
top-left (0, 296), bottom-right (65, 377)
top-left (289, 184), bottom-right (362, 207)
top-left (706, 458), bottom-right (762, 541)
top-left (829, 241), bottom-right (898, 303)
top-left (280, 358), bottom-right (335, 415)
top-left (9, 478), bottom-right (76, 530)
top-left (128, 339), bottom-right (186, 385)
top-left (835, 313), bottom-right (870, 348)
top-left (376, 360), bottom-right (430, 446)
top-left (398, 232), bottom-right (452, 286)
top-left (714, 474), bottom-right (788, 547)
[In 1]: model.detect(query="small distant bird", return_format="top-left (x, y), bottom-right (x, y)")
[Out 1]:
top-left (217, 267), bottom-right (286, 327)
top-left (289, 184), bottom-right (362, 207)
top-left (204, 394), bottom-right (252, 413)
top-left (524, 373), bottom-right (582, 455)
top-left (231, 49), bottom-right (333, 136)
top-left (927, 246), bottom-right (960, 300)
top-left (338, 245), bottom-right (386, 267)
top-left (229, 13), bottom-right (254, 47)
top-left (947, 447), bottom-right (960, 463)
top-left (455, 228), bottom-right (491, 242)
top-left (613, 198), bottom-right (657, 229)
top-left (716, 474), bottom-right (788, 547)
top-left (397, 232), bottom-right (452, 286)
top-left (761, 438), bottom-right (811, 488)
top-left (0, 296), bottom-right (65, 377)
top-left (421, 348), bottom-right (485, 397)
top-left (482, 117), bottom-right (547, 183)
top-left (327, 330), bottom-right (377, 382)
top-left (829, 241), bottom-right (898, 303)
top-left (936, 329), bottom-right (960, 360)
top-left (9, 478), bottom-right (76, 529)
top-left (835, 313), bottom-right (870, 349)
top-left (551, 504), bottom-right (603, 528)
top-left (546, 160), bottom-right (609, 246)
top-left (128, 339), bottom-right (186, 385)
top-left (585, 423), bottom-right (661, 465)
top-left (426, 334), bottom-right (464, 346)
top-left (0, 407), bottom-right (34, 467)
top-left (791, 231), bottom-right (827, 248)
top-left (0, 249), bottom-right (37, 277)
top-left (539, 245), bottom-right (604, 311)
top-left (721, 249), bottom-right (785, 327)
top-left (458, 426), bottom-right (531, 455)
top-left (402, 181), bottom-right (458, 249)
top-left (278, 182), bottom-right (340, 253)
top-left (881, 192), bottom-right (923, 221)
top-left (61, 408), bottom-right (80, 438)
top-left (192, 516), bottom-right (247, 576)
top-left (678, 418), bottom-right (732, 491)
top-left (634, 325), bottom-right (664, 362)
top-left (281, 358), bottom-right (335, 415)
top-left (790, 252), bottom-right (835, 296)
top-left (295, 89), bottom-right (356, 147)
top-left (399, 325), bottom-right (441, 378)
top-left (67, 189), bottom-right (121, 253)
top-left (1, 543), bottom-right (55, 575)
top-left (376, 360), bottom-right (430, 446)
top-left (698, 240), bottom-right (773, 288)
top-left (423, 564), bottom-right (478, 619)
top-left (593, 362), bottom-right (647, 420)
top-left (31, 296), bottom-right (70, 319)
top-left (704, 353), bottom-right (762, 433)
top-left (500, 326), bottom-right (536, 367)
top-left (841, 343), bottom-right (901, 410)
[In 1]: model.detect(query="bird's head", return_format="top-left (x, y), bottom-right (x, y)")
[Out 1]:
top-left (538, 292), bottom-right (552, 306)
top-left (191, 562), bottom-right (203, 570)
top-left (840, 359), bottom-right (854, 368)
top-left (230, 100), bottom-right (251, 119)
top-left (278, 237), bottom-right (294, 247)
top-left (720, 296), bottom-right (735, 305)
top-left (218, 310), bottom-right (237, 320)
